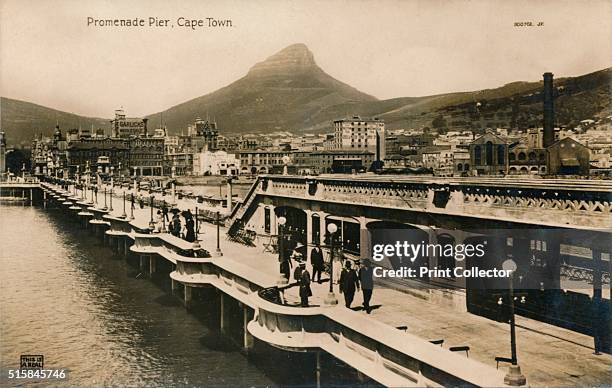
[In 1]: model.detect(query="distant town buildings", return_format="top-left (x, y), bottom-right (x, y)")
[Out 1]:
top-left (22, 70), bottom-right (611, 180)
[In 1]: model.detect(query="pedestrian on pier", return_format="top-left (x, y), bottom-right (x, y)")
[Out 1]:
top-left (170, 213), bottom-right (181, 237)
top-left (184, 210), bottom-right (196, 243)
top-left (310, 244), bottom-right (324, 283)
top-left (154, 210), bottom-right (164, 233)
top-left (339, 260), bottom-right (360, 309)
top-left (162, 201), bottom-right (169, 222)
top-left (298, 262), bottom-right (312, 307)
top-left (358, 259), bottom-right (374, 314)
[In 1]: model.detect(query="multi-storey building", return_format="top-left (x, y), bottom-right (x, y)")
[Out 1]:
top-left (129, 137), bottom-right (164, 176)
top-left (237, 150), bottom-right (294, 174)
top-left (66, 138), bottom-right (130, 175)
top-left (308, 150), bottom-right (375, 174)
top-left (111, 109), bottom-right (148, 138)
top-left (333, 116), bottom-right (386, 160)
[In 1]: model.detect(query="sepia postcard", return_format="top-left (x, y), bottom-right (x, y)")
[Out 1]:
top-left (0, 0), bottom-right (610, 386)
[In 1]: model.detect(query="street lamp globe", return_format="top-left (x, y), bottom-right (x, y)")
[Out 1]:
top-left (327, 223), bottom-right (338, 234)
top-left (502, 259), bottom-right (517, 273)
top-left (278, 216), bottom-right (286, 226)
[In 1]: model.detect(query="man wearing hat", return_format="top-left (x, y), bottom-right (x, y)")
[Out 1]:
top-left (339, 260), bottom-right (360, 308)
top-left (298, 262), bottom-right (312, 307)
top-left (358, 259), bottom-right (374, 314)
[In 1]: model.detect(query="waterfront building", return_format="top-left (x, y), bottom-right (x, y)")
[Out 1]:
top-left (308, 150), bottom-right (375, 174)
top-left (165, 152), bottom-right (193, 176)
top-left (421, 146), bottom-right (453, 177)
top-left (508, 143), bottom-right (547, 175)
top-left (31, 126), bottom-right (68, 177)
top-left (66, 137), bottom-right (130, 175)
top-left (333, 116), bottom-right (386, 160)
top-left (193, 150), bottom-right (240, 176)
top-left (468, 131), bottom-right (509, 176)
top-left (111, 109), bottom-right (148, 138)
top-left (453, 149), bottom-right (471, 176)
top-left (547, 137), bottom-right (590, 175)
top-left (237, 150), bottom-right (295, 174)
top-left (129, 137), bottom-right (164, 176)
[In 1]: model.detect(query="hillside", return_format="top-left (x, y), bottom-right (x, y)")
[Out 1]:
top-left (146, 43), bottom-right (377, 133)
top-left (0, 97), bottom-right (110, 145)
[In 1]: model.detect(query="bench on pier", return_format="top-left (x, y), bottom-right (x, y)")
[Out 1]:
top-left (449, 346), bottom-right (470, 357)
top-left (495, 356), bottom-right (513, 369)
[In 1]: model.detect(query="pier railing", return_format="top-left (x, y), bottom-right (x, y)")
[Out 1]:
top-left (231, 175), bottom-right (612, 229)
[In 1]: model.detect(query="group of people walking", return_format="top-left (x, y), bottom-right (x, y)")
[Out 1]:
top-left (153, 202), bottom-right (197, 243)
top-left (280, 241), bottom-right (375, 312)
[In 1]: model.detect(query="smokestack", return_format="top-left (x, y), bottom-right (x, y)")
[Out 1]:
top-left (543, 72), bottom-right (554, 148)
top-left (143, 118), bottom-right (149, 137)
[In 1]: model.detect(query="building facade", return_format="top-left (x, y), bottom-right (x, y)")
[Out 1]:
top-left (193, 150), bottom-right (240, 176)
top-left (469, 132), bottom-right (509, 176)
top-left (333, 116), bottom-right (386, 160)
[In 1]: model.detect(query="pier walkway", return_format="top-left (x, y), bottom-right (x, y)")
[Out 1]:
top-left (41, 182), bottom-right (611, 387)
top-left (100, 184), bottom-right (610, 386)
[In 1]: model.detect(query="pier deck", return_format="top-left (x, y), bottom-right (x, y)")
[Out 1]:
top-left (44, 183), bottom-right (612, 387)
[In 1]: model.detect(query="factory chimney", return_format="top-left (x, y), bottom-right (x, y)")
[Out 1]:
top-left (543, 72), bottom-right (554, 148)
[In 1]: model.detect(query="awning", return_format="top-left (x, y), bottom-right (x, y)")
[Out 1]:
top-left (561, 158), bottom-right (580, 167)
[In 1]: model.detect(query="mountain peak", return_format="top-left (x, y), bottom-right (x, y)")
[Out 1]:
top-left (247, 43), bottom-right (317, 76)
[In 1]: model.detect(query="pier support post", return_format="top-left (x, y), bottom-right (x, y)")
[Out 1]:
top-left (171, 278), bottom-right (177, 295)
top-left (30, 188), bottom-right (33, 206)
top-left (124, 239), bottom-right (129, 258)
top-left (149, 256), bottom-right (156, 277)
top-left (184, 285), bottom-right (192, 308)
top-left (243, 306), bottom-right (254, 353)
top-left (220, 293), bottom-right (228, 333)
top-left (139, 255), bottom-right (146, 272)
top-left (316, 351), bottom-right (321, 388)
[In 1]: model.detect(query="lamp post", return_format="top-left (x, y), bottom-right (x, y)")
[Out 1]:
top-left (129, 193), bottom-right (135, 220)
top-left (502, 258), bottom-right (526, 386)
top-left (215, 210), bottom-right (223, 256)
top-left (102, 187), bottom-right (108, 210)
top-left (324, 223), bottom-right (339, 305)
top-left (277, 216), bottom-right (287, 285)
top-left (192, 207), bottom-right (201, 250)
top-left (109, 185), bottom-right (114, 212)
top-left (121, 190), bottom-right (127, 218)
top-left (149, 195), bottom-right (155, 230)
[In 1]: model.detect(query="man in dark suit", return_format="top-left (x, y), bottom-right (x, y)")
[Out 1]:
top-left (339, 260), bottom-right (360, 308)
top-left (358, 259), bottom-right (374, 314)
top-left (310, 244), bottom-right (324, 283)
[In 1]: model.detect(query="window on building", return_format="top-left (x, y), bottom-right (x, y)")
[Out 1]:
top-left (485, 141), bottom-right (493, 165)
top-left (474, 146), bottom-right (482, 165)
top-left (497, 145), bottom-right (505, 164)
top-left (518, 152), bottom-right (526, 161)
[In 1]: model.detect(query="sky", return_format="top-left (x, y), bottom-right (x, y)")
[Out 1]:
top-left (1, 0), bottom-right (610, 118)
